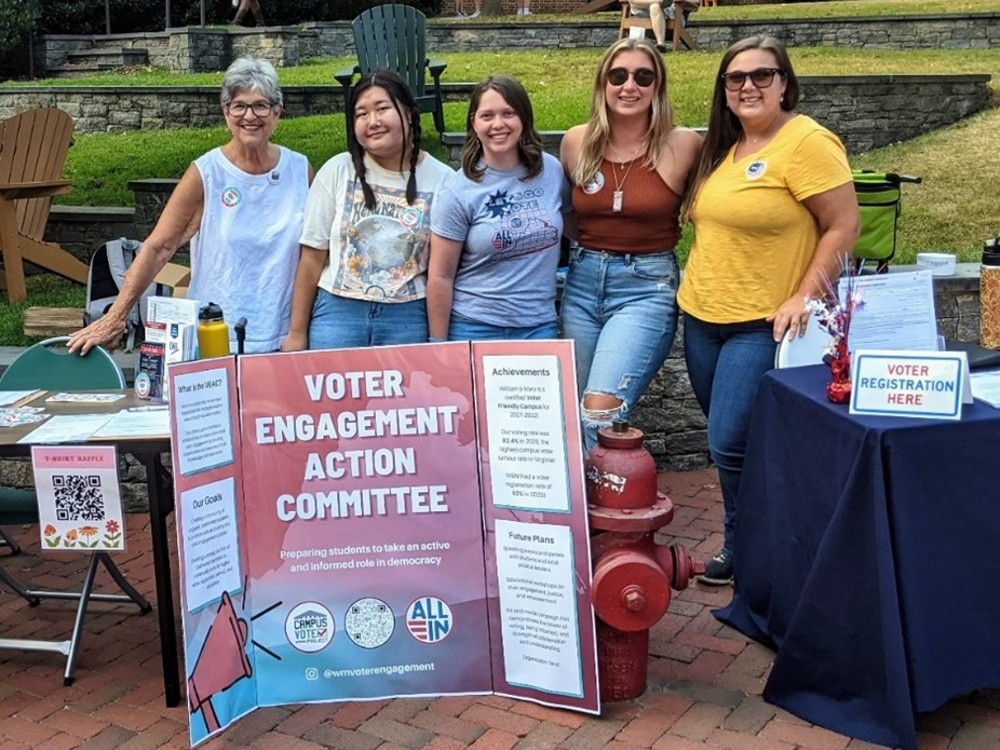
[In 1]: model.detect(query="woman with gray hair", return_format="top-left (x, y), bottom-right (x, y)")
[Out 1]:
top-left (70, 57), bottom-right (312, 355)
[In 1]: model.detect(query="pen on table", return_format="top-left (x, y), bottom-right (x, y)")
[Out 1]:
top-left (127, 405), bottom-right (169, 412)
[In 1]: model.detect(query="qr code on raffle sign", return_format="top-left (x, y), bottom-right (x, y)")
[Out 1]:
top-left (53, 474), bottom-right (104, 521)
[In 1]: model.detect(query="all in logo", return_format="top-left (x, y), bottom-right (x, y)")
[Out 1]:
top-left (406, 596), bottom-right (453, 643)
top-left (284, 601), bottom-right (334, 653)
top-left (492, 230), bottom-right (515, 251)
top-left (400, 206), bottom-right (423, 229)
top-left (745, 160), bottom-right (767, 181)
top-left (221, 186), bottom-right (242, 208)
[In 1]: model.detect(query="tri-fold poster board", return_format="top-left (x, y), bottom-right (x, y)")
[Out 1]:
top-left (168, 340), bottom-right (600, 746)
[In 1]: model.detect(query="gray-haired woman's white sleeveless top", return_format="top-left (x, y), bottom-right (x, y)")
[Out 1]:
top-left (188, 145), bottom-right (309, 353)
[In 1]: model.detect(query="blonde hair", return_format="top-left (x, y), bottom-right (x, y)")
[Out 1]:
top-left (571, 38), bottom-right (675, 187)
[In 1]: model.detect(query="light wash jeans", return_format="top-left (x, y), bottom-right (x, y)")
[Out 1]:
top-left (682, 314), bottom-right (776, 558)
top-left (447, 311), bottom-right (558, 342)
top-left (308, 289), bottom-right (427, 349)
top-left (560, 247), bottom-right (679, 450)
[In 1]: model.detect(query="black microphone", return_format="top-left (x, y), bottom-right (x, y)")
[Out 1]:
top-left (269, 171), bottom-right (280, 184)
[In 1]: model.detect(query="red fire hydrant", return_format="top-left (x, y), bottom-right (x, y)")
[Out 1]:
top-left (586, 420), bottom-right (704, 702)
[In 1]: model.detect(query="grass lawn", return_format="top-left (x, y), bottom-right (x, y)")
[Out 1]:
top-left (55, 47), bottom-right (1000, 263)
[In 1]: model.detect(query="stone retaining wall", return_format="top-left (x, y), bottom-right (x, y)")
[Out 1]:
top-left (29, 13), bottom-right (1000, 75)
top-left (3, 74), bottom-right (990, 152)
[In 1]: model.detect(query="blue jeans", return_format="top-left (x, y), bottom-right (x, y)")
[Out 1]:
top-left (447, 311), bottom-right (558, 342)
top-left (683, 314), bottom-right (776, 558)
top-left (560, 248), bottom-right (679, 450)
top-left (308, 289), bottom-right (428, 349)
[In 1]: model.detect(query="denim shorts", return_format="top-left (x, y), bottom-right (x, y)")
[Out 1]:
top-left (308, 288), bottom-right (428, 350)
top-left (560, 247), bottom-right (679, 447)
top-left (447, 311), bottom-right (558, 342)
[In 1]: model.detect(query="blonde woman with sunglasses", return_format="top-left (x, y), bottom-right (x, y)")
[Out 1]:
top-left (679, 36), bottom-right (859, 586)
top-left (559, 37), bottom-right (701, 452)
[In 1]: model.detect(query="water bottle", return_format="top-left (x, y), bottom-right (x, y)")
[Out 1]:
top-left (980, 236), bottom-right (1000, 349)
top-left (197, 302), bottom-right (231, 359)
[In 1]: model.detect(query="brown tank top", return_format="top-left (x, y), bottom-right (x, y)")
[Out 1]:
top-left (572, 157), bottom-right (681, 253)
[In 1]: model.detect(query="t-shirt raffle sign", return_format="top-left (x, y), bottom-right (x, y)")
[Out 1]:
top-left (31, 445), bottom-right (125, 551)
top-left (169, 341), bottom-right (597, 747)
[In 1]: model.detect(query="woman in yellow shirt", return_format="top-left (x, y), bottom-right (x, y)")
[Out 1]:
top-left (678, 36), bottom-right (859, 585)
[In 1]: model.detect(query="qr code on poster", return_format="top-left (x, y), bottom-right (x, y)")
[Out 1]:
top-left (53, 474), bottom-right (104, 521)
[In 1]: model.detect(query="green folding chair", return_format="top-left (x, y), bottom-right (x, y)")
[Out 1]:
top-left (0, 336), bottom-right (125, 390)
top-left (0, 336), bottom-right (149, 686)
top-left (334, 4), bottom-right (447, 139)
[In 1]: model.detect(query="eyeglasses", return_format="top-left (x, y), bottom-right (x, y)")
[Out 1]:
top-left (607, 67), bottom-right (656, 88)
top-left (226, 101), bottom-right (275, 117)
top-left (720, 68), bottom-right (782, 91)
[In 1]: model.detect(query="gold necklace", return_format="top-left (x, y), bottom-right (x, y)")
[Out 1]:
top-left (609, 146), bottom-right (642, 213)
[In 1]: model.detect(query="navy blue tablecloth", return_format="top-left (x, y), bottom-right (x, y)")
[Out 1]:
top-left (716, 365), bottom-right (1000, 750)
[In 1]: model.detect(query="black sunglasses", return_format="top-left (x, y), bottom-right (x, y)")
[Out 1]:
top-left (607, 67), bottom-right (656, 88)
top-left (721, 68), bottom-right (782, 91)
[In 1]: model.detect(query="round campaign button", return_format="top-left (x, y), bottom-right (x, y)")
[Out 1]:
top-left (134, 372), bottom-right (151, 399)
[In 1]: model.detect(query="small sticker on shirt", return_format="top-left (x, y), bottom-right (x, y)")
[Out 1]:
top-left (583, 171), bottom-right (605, 194)
top-left (400, 206), bottom-right (423, 229)
top-left (221, 186), bottom-right (242, 208)
top-left (745, 161), bottom-right (767, 181)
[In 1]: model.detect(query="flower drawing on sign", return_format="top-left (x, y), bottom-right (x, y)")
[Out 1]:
top-left (80, 525), bottom-right (100, 548)
top-left (103, 519), bottom-right (122, 548)
top-left (65, 528), bottom-right (78, 547)
top-left (43, 523), bottom-right (61, 548)
top-left (805, 258), bottom-right (864, 404)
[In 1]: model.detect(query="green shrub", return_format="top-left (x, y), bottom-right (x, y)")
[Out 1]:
top-left (0, 0), bottom-right (40, 51)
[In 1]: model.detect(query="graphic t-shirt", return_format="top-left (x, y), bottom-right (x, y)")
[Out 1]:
top-left (300, 152), bottom-right (454, 302)
top-left (430, 152), bottom-right (570, 327)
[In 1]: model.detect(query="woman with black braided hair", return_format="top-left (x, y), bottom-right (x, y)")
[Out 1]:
top-left (281, 70), bottom-right (453, 351)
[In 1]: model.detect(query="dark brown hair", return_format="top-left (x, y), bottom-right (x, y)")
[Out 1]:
top-left (347, 69), bottom-right (422, 210)
top-left (460, 75), bottom-right (544, 182)
top-left (685, 35), bottom-right (799, 219)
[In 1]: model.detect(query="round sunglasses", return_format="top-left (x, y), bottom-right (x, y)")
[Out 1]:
top-left (607, 67), bottom-right (657, 88)
top-left (720, 68), bottom-right (782, 91)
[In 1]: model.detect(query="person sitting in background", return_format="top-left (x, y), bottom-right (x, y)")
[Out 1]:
top-left (679, 35), bottom-right (859, 585)
top-left (281, 70), bottom-right (453, 351)
top-left (427, 75), bottom-right (570, 342)
top-left (68, 57), bottom-right (311, 356)
top-left (628, 0), bottom-right (700, 52)
top-left (456, 0), bottom-right (481, 18)
top-left (232, 0), bottom-right (265, 26)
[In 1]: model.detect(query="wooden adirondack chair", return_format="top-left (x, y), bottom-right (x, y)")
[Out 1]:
top-left (334, 4), bottom-right (447, 139)
top-left (0, 108), bottom-right (89, 303)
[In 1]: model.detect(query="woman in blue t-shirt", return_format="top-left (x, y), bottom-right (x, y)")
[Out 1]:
top-left (427, 75), bottom-right (571, 342)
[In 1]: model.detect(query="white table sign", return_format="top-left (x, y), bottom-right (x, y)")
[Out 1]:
top-left (31, 445), bottom-right (126, 551)
top-left (850, 349), bottom-right (971, 420)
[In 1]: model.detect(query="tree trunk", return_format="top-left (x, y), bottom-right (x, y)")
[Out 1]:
top-left (482, 0), bottom-right (504, 16)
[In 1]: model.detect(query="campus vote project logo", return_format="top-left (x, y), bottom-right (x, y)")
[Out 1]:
top-left (285, 601), bottom-right (334, 652)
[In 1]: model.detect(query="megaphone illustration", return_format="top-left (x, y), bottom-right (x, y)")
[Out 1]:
top-left (188, 591), bottom-right (252, 733)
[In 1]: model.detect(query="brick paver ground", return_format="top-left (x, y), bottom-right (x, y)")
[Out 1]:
top-left (2, 468), bottom-right (998, 750)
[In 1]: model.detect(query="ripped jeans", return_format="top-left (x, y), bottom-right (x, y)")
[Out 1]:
top-left (560, 247), bottom-right (679, 450)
